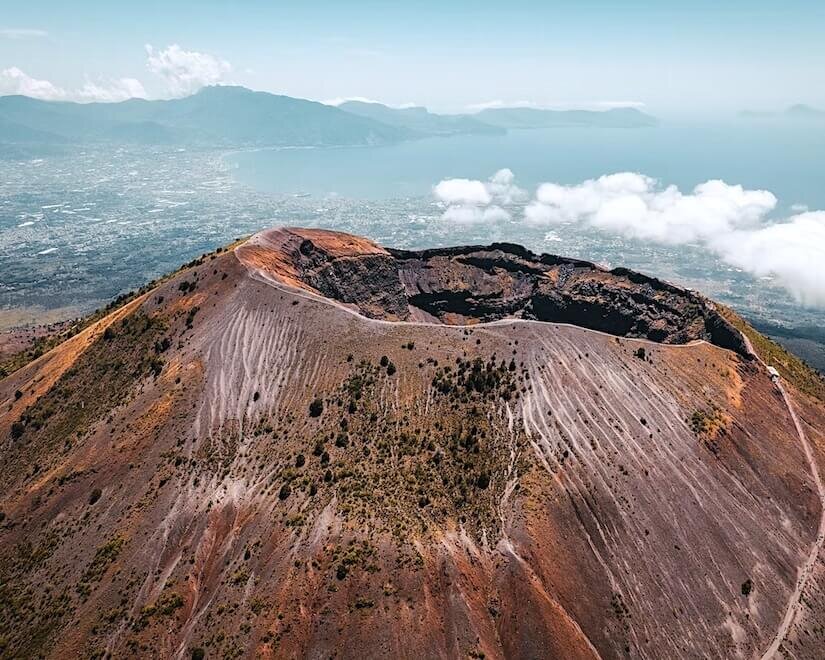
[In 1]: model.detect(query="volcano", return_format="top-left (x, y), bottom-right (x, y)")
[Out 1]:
top-left (1, 227), bottom-right (824, 659)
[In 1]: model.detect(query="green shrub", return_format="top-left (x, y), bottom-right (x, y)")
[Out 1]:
top-left (309, 398), bottom-right (323, 417)
top-left (10, 421), bottom-right (24, 439)
top-left (741, 579), bottom-right (753, 596)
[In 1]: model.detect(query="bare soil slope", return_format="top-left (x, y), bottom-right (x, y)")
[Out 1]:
top-left (1, 227), bottom-right (823, 659)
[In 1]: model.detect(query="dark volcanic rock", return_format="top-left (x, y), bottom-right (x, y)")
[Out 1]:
top-left (390, 243), bottom-right (750, 355)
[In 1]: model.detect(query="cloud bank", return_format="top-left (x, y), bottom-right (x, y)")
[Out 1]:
top-left (0, 28), bottom-right (48, 39)
top-left (0, 66), bottom-right (66, 100)
top-left (525, 173), bottom-right (777, 243)
top-left (434, 169), bottom-right (526, 223)
top-left (0, 66), bottom-right (147, 102)
top-left (76, 78), bottom-right (147, 103)
top-left (145, 44), bottom-right (231, 96)
top-left (715, 213), bottom-right (825, 308)
top-left (433, 170), bottom-right (825, 306)
top-left (1, 44), bottom-right (230, 102)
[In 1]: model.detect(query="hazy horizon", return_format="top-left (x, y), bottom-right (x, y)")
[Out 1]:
top-left (2, 1), bottom-right (825, 118)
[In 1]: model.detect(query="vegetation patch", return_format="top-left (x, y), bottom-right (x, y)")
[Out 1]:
top-left (3, 312), bottom-right (167, 486)
top-left (76, 536), bottom-right (126, 597)
top-left (689, 406), bottom-right (729, 455)
top-left (133, 590), bottom-right (184, 631)
top-left (271, 355), bottom-right (529, 541)
top-left (0, 531), bottom-right (71, 658)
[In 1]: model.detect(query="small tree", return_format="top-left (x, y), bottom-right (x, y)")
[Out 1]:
top-left (476, 472), bottom-right (490, 489)
top-left (309, 398), bottom-right (323, 417)
top-left (741, 579), bottom-right (753, 596)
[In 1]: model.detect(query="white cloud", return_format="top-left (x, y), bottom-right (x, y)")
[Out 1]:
top-left (487, 168), bottom-right (528, 205)
top-left (0, 28), bottom-right (48, 39)
top-left (434, 178), bottom-right (491, 206)
top-left (323, 96), bottom-right (382, 107)
top-left (434, 169), bottom-right (526, 224)
top-left (0, 67), bottom-right (147, 103)
top-left (1, 44), bottom-right (230, 103)
top-left (714, 212), bottom-right (825, 308)
top-left (76, 77), bottom-right (147, 102)
top-left (0, 67), bottom-right (66, 100)
top-left (145, 44), bottom-right (231, 96)
top-left (465, 99), bottom-right (538, 112)
top-left (522, 170), bottom-right (825, 306)
top-left (525, 173), bottom-right (777, 244)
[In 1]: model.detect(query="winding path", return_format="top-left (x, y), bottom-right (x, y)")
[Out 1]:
top-left (750, 346), bottom-right (825, 658)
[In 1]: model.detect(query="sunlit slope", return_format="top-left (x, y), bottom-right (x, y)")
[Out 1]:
top-left (1, 228), bottom-right (823, 659)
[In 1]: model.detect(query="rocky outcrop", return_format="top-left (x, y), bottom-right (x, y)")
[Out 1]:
top-left (236, 226), bottom-right (409, 320)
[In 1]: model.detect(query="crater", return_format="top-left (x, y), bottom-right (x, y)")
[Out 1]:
top-left (236, 226), bottom-right (750, 356)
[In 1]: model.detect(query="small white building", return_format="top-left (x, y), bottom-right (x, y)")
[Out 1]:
top-left (767, 366), bottom-right (780, 382)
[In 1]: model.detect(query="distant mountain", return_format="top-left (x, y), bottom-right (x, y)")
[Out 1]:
top-left (339, 100), bottom-right (505, 136)
top-left (738, 110), bottom-right (775, 119)
top-left (0, 86), bottom-right (415, 147)
top-left (475, 106), bottom-right (658, 128)
top-left (0, 117), bottom-right (66, 144)
top-left (0, 88), bottom-right (660, 151)
top-left (739, 104), bottom-right (825, 120)
top-left (785, 104), bottom-right (825, 119)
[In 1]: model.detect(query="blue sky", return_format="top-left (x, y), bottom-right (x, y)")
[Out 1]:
top-left (1, 0), bottom-right (824, 115)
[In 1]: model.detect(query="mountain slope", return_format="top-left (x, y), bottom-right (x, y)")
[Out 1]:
top-left (1, 227), bottom-right (824, 659)
top-left (476, 106), bottom-right (658, 129)
top-left (339, 100), bottom-right (505, 136)
top-left (0, 87), bottom-right (415, 147)
top-left (785, 104), bottom-right (825, 119)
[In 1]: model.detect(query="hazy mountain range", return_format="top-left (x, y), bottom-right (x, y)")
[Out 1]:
top-left (475, 105), bottom-right (658, 129)
top-left (339, 99), bottom-right (506, 136)
top-left (0, 85), bottom-right (659, 149)
top-left (739, 104), bottom-right (825, 119)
